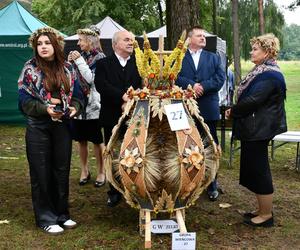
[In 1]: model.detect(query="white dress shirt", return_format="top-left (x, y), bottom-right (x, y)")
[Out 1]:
top-left (188, 48), bottom-right (202, 70)
top-left (115, 52), bottom-right (130, 67)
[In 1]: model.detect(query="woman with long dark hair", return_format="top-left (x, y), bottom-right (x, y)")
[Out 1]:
top-left (18, 27), bottom-right (83, 234)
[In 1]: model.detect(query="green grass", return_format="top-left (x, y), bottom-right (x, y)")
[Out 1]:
top-left (280, 61), bottom-right (300, 130)
top-left (0, 61), bottom-right (300, 249)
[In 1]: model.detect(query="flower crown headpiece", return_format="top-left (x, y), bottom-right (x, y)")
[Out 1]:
top-left (134, 31), bottom-right (189, 90)
top-left (77, 25), bottom-right (100, 37)
top-left (29, 27), bottom-right (64, 48)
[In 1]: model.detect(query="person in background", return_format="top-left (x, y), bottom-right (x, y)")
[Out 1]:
top-left (176, 26), bottom-right (225, 201)
top-left (68, 26), bottom-right (106, 187)
top-left (219, 66), bottom-right (235, 107)
top-left (227, 67), bottom-right (235, 105)
top-left (18, 27), bottom-right (83, 234)
top-left (94, 30), bottom-right (142, 207)
top-left (226, 33), bottom-right (287, 227)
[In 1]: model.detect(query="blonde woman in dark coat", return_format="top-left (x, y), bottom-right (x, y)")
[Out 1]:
top-left (226, 33), bottom-right (287, 227)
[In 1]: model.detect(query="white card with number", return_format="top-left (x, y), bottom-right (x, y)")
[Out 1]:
top-left (164, 103), bottom-right (190, 131)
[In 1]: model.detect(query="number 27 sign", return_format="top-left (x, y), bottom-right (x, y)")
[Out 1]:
top-left (164, 103), bottom-right (191, 131)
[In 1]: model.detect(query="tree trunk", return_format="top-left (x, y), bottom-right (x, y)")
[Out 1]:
top-left (212, 0), bottom-right (217, 34)
top-left (258, 0), bottom-right (265, 34)
top-left (231, 0), bottom-right (241, 86)
top-left (166, 0), bottom-right (200, 49)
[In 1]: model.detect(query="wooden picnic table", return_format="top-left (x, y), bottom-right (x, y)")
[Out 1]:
top-left (228, 131), bottom-right (300, 171)
top-left (271, 131), bottom-right (300, 171)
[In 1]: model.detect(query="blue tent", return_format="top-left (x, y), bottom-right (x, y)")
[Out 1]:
top-left (0, 1), bottom-right (48, 123)
top-left (0, 1), bottom-right (48, 35)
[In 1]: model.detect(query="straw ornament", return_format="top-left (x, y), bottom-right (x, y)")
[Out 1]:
top-left (134, 31), bottom-right (189, 91)
top-left (102, 32), bottom-right (220, 214)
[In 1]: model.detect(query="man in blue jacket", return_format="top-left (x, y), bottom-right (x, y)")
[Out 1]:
top-left (177, 26), bottom-right (225, 201)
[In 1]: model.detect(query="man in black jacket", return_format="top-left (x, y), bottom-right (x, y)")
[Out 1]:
top-left (95, 30), bottom-right (141, 207)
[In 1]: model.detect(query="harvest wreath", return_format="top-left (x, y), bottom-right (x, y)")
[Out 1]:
top-left (103, 31), bottom-right (220, 248)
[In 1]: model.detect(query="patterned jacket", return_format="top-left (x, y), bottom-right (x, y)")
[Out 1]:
top-left (73, 50), bottom-right (105, 120)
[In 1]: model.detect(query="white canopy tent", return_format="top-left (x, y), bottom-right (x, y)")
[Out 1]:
top-left (145, 25), bottom-right (167, 38)
top-left (143, 25), bottom-right (226, 54)
top-left (64, 16), bottom-right (128, 55)
top-left (65, 16), bottom-right (126, 41)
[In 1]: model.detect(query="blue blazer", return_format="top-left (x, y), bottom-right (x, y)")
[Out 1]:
top-left (176, 50), bottom-right (225, 120)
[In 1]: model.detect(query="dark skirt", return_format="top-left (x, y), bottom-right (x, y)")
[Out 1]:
top-left (72, 119), bottom-right (103, 144)
top-left (240, 140), bottom-right (274, 194)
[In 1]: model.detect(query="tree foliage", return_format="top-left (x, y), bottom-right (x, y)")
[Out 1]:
top-left (217, 0), bottom-right (285, 61)
top-left (30, 0), bottom-right (298, 60)
top-left (31, 0), bottom-right (161, 35)
top-left (280, 24), bottom-right (300, 60)
top-left (288, 0), bottom-right (300, 10)
top-left (198, 0), bottom-right (213, 30)
top-left (102, 0), bottom-right (161, 34)
top-left (0, 0), bottom-right (31, 10)
top-left (32, 0), bottom-right (105, 34)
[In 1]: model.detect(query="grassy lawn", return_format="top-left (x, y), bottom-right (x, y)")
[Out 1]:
top-left (0, 61), bottom-right (299, 249)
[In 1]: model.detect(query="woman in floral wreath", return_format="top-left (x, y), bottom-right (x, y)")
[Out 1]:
top-left (68, 26), bottom-right (106, 187)
top-left (18, 27), bottom-right (83, 234)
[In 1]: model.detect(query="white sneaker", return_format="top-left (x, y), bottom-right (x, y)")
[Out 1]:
top-left (63, 219), bottom-right (77, 229)
top-left (42, 224), bottom-right (64, 235)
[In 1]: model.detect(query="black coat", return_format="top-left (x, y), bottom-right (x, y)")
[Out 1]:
top-left (94, 53), bottom-right (142, 126)
top-left (232, 71), bottom-right (287, 141)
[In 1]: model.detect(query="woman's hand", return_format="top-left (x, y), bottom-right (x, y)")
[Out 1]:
top-left (47, 104), bottom-right (63, 120)
top-left (68, 106), bottom-right (77, 118)
top-left (67, 51), bottom-right (81, 61)
top-left (67, 51), bottom-right (73, 62)
top-left (71, 51), bottom-right (81, 61)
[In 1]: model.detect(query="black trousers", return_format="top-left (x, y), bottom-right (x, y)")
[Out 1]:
top-left (26, 119), bottom-right (72, 227)
top-left (203, 120), bottom-right (219, 145)
top-left (195, 119), bottom-right (219, 192)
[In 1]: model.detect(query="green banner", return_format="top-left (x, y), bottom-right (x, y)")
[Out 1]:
top-left (0, 36), bottom-right (32, 123)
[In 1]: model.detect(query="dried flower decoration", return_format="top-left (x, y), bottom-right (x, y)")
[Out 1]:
top-left (182, 145), bottom-right (204, 172)
top-left (120, 148), bottom-right (143, 174)
top-left (29, 27), bottom-right (64, 48)
top-left (134, 30), bottom-right (189, 91)
top-left (77, 25), bottom-right (100, 37)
